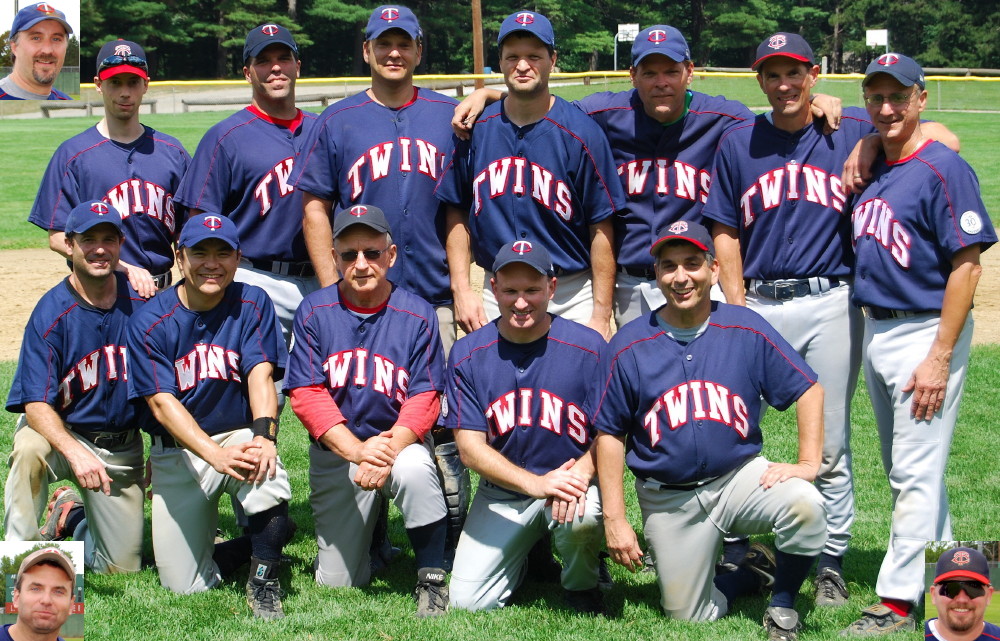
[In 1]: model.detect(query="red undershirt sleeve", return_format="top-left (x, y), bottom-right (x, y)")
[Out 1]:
top-left (395, 390), bottom-right (441, 441)
top-left (289, 385), bottom-right (346, 440)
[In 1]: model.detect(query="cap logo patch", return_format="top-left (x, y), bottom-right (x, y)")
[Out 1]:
top-left (90, 202), bottom-right (110, 215)
top-left (113, 44), bottom-right (132, 56)
top-left (37, 3), bottom-right (56, 14)
top-left (768, 34), bottom-right (787, 49)
top-left (877, 53), bottom-right (900, 66)
top-left (960, 211), bottom-right (983, 235)
top-left (648, 29), bottom-right (667, 44)
top-left (512, 240), bottom-right (533, 255)
top-left (350, 205), bottom-right (368, 217)
top-left (668, 221), bottom-right (689, 233)
top-left (203, 216), bottom-right (223, 231)
top-left (261, 24), bottom-right (279, 36)
top-left (953, 551), bottom-right (971, 565)
top-left (381, 7), bottom-right (399, 22)
top-left (516, 12), bottom-right (535, 25)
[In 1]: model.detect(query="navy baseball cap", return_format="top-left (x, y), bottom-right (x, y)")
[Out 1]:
top-left (333, 204), bottom-right (391, 238)
top-left (16, 547), bottom-right (75, 585)
top-left (179, 213), bottom-right (240, 250)
top-left (366, 5), bottom-right (421, 41)
top-left (934, 547), bottom-right (991, 584)
top-left (492, 240), bottom-right (555, 277)
top-left (97, 40), bottom-right (148, 80)
top-left (65, 201), bottom-right (123, 235)
top-left (752, 33), bottom-right (814, 70)
top-left (650, 220), bottom-right (715, 257)
top-left (863, 53), bottom-right (925, 90)
top-left (11, 2), bottom-right (72, 36)
top-left (498, 11), bottom-right (555, 48)
top-left (631, 25), bottom-right (690, 66)
top-left (244, 24), bottom-right (298, 63)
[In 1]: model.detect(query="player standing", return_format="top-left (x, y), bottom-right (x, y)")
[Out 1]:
top-left (594, 221), bottom-right (827, 640)
top-left (128, 213), bottom-right (292, 619)
top-left (926, 546), bottom-right (998, 641)
top-left (285, 205), bottom-right (449, 616)
top-left (0, 2), bottom-right (72, 100)
top-left (437, 10), bottom-right (625, 339)
top-left (841, 55), bottom-right (996, 636)
top-left (446, 240), bottom-right (608, 614)
top-left (29, 39), bottom-right (189, 298)
top-left (4, 202), bottom-right (146, 574)
top-left (174, 24), bottom-right (318, 347)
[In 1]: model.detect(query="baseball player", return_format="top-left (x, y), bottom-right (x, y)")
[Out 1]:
top-left (4, 201), bottom-right (146, 574)
top-left (174, 23), bottom-right (319, 348)
top-left (842, 54), bottom-right (996, 636)
top-left (927, 547), bottom-right (998, 641)
top-left (29, 38), bottom-right (190, 298)
top-left (2, 547), bottom-right (76, 641)
top-left (127, 213), bottom-right (292, 620)
top-left (436, 9), bottom-right (626, 339)
top-left (284, 205), bottom-right (450, 617)
top-left (594, 221), bottom-right (827, 641)
top-left (0, 2), bottom-right (73, 100)
top-left (446, 240), bottom-right (607, 614)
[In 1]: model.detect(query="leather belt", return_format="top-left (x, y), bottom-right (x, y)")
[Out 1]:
top-left (641, 476), bottom-right (719, 492)
top-left (247, 258), bottom-right (315, 278)
top-left (617, 264), bottom-right (656, 280)
top-left (153, 271), bottom-right (172, 289)
top-left (75, 429), bottom-right (138, 449)
top-left (861, 305), bottom-right (936, 321)
top-left (151, 433), bottom-right (179, 449)
top-left (749, 277), bottom-right (843, 301)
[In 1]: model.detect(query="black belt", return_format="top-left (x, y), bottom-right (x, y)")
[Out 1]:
top-left (151, 433), bottom-right (178, 448)
top-left (861, 305), bottom-right (937, 321)
top-left (247, 258), bottom-right (315, 278)
top-left (748, 277), bottom-right (843, 301)
top-left (75, 429), bottom-right (138, 449)
top-left (641, 476), bottom-right (719, 492)
top-left (617, 264), bottom-right (656, 280)
top-left (153, 271), bottom-right (172, 289)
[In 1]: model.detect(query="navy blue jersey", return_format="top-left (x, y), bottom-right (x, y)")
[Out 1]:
top-left (291, 88), bottom-right (457, 306)
top-left (174, 106), bottom-right (317, 263)
top-left (594, 303), bottom-right (817, 485)
top-left (850, 141), bottom-right (996, 311)
top-left (576, 89), bottom-right (752, 270)
top-left (0, 624), bottom-right (64, 641)
top-left (28, 125), bottom-right (190, 275)
top-left (128, 281), bottom-right (287, 436)
top-left (0, 87), bottom-right (71, 100)
top-left (446, 316), bottom-right (607, 476)
top-left (702, 107), bottom-right (876, 279)
top-left (435, 95), bottom-right (625, 273)
top-left (7, 273), bottom-right (145, 434)
top-left (925, 619), bottom-right (1000, 641)
top-left (284, 283), bottom-right (444, 440)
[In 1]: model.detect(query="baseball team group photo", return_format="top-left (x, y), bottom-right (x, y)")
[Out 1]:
top-left (1, 1), bottom-right (999, 640)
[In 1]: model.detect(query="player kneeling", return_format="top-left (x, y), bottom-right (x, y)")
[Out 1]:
top-left (128, 214), bottom-right (292, 619)
top-left (446, 241), bottom-right (608, 614)
top-left (594, 222), bottom-right (827, 640)
top-left (285, 205), bottom-right (450, 617)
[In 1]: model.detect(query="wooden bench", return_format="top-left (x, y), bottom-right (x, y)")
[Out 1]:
top-left (40, 99), bottom-right (158, 118)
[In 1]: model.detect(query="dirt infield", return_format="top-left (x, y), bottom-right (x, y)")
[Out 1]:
top-left (1, 247), bottom-right (998, 362)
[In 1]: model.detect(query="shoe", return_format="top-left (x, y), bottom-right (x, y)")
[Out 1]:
top-left (564, 587), bottom-right (607, 616)
top-left (246, 557), bottom-right (285, 620)
top-left (764, 606), bottom-right (801, 641)
top-left (641, 548), bottom-right (657, 574)
top-left (40, 486), bottom-right (82, 540)
top-left (815, 566), bottom-right (850, 607)
top-left (743, 542), bottom-right (777, 591)
top-left (598, 552), bottom-right (614, 591)
top-left (413, 567), bottom-right (449, 617)
top-left (841, 604), bottom-right (916, 636)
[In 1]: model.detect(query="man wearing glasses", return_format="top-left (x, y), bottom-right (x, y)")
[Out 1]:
top-left (0, 2), bottom-right (73, 100)
top-left (285, 205), bottom-right (450, 618)
top-left (29, 38), bottom-right (190, 299)
top-left (927, 546), bottom-right (997, 641)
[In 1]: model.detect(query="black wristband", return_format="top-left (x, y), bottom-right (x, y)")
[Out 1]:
top-left (252, 417), bottom-right (279, 442)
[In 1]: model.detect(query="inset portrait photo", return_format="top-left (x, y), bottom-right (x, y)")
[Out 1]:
top-left (1, 0), bottom-right (81, 100)
top-left (925, 541), bottom-right (998, 641)
top-left (1, 541), bottom-right (84, 641)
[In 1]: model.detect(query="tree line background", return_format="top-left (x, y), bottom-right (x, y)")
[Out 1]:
top-left (3, 0), bottom-right (998, 81)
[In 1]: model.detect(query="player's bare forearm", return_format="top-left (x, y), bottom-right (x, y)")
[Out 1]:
top-left (922, 121), bottom-right (960, 153)
top-left (843, 134), bottom-right (880, 194)
top-left (794, 383), bottom-right (824, 470)
top-left (319, 424), bottom-right (395, 467)
top-left (452, 88), bottom-right (505, 139)
top-left (246, 362), bottom-right (279, 424)
top-left (387, 424), bottom-right (419, 455)
top-left (48, 230), bottom-right (72, 260)
top-left (116, 259), bottom-right (156, 298)
top-left (24, 402), bottom-right (112, 494)
top-left (905, 247), bottom-right (981, 420)
top-left (810, 93), bottom-right (842, 133)
top-left (302, 194), bottom-right (338, 288)
top-left (595, 432), bottom-right (628, 521)
top-left (712, 223), bottom-right (746, 305)
top-left (446, 206), bottom-right (487, 332)
top-left (587, 220), bottom-right (615, 340)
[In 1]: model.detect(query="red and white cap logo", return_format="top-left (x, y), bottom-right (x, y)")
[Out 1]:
top-left (203, 216), bottom-right (223, 230)
top-left (768, 34), bottom-right (787, 50)
top-left (648, 30), bottom-right (667, 44)
top-left (381, 7), bottom-right (399, 22)
top-left (261, 24), bottom-right (280, 36)
top-left (953, 551), bottom-right (971, 565)
top-left (516, 12), bottom-right (535, 25)
top-left (876, 53), bottom-right (900, 66)
top-left (114, 44), bottom-right (131, 56)
top-left (90, 202), bottom-right (110, 215)
top-left (511, 240), bottom-right (533, 255)
top-left (668, 221), bottom-right (689, 233)
top-left (36, 3), bottom-right (56, 14)
top-left (350, 205), bottom-right (369, 217)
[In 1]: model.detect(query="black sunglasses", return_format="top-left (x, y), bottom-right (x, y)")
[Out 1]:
top-left (98, 55), bottom-right (148, 74)
top-left (338, 249), bottom-right (386, 262)
top-left (937, 580), bottom-right (988, 599)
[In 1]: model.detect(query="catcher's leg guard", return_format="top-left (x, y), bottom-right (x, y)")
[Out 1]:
top-left (434, 434), bottom-right (470, 572)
